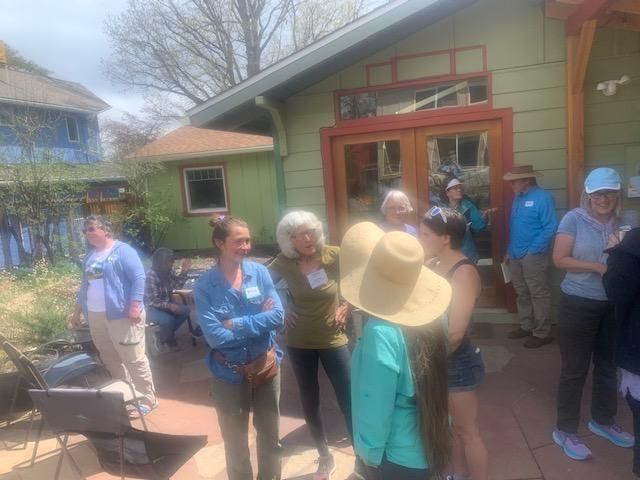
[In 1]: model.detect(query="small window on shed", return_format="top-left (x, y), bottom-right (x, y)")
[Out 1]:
top-left (182, 165), bottom-right (228, 214)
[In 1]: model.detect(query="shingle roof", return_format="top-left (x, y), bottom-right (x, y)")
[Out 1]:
top-left (0, 68), bottom-right (110, 113)
top-left (134, 125), bottom-right (273, 161)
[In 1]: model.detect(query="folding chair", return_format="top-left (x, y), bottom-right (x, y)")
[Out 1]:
top-left (28, 388), bottom-right (207, 480)
top-left (0, 334), bottom-right (149, 465)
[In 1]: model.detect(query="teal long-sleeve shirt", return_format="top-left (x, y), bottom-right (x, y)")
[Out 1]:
top-left (351, 317), bottom-right (428, 469)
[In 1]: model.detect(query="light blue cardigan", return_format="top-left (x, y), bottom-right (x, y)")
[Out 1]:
top-left (77, 241), bottom-right (146, 320)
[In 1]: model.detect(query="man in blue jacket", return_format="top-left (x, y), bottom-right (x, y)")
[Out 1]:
top-left (504, 165), bottom-right (557, 348)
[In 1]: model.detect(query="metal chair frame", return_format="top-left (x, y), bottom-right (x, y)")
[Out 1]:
top-left (0, 334), bottom-right (148, 466)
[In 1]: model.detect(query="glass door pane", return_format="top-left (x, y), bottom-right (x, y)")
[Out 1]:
top-left (344, 140), bottom-right (402, 223)
top-left (426, 130), bottom-right (496, 307)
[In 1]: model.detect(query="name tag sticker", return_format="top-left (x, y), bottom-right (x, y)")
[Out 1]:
top-left (244, 286), bottom-right (261, 299)
top-left (307, 269), bottom-right (329, 289)
top-left (525, 201), bottom-right (534, 207)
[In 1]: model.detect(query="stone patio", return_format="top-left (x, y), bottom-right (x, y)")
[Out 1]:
top-left (0, 322), bottom-right (635, 479)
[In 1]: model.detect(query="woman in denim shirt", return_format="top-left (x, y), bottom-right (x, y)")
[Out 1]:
top-left (193, 216), bottom-right (284, 480)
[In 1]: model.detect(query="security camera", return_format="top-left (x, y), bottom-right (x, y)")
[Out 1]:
top-left (596, 75), bottom-right (632, 96)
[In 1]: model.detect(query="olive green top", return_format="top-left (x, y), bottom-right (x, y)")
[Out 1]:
top-left (270, 245), bottom-right (348, 349)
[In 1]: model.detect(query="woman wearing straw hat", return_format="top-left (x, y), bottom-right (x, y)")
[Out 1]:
top-left (420, 206), bottom-right (488, 480)
top-left (341, 222), bottom-right (452, 479)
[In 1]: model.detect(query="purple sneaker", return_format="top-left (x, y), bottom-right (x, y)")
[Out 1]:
top-left (552, 429), bottom-right (592, 460)
top-left (588, 420), bottom-right (635, 448)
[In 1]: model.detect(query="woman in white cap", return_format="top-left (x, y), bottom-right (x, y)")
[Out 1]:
top-left (440, 176), bottom-right (495, 263)
top-left (552, 167), bottom-right (634, 461)
top-left (341, 222), bottom-right (452, 479)
top-left (379, 190), bottom-right (417, 236)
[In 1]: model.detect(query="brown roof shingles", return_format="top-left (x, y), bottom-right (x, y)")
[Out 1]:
top-left (134, 125), bottom-right (273, 159)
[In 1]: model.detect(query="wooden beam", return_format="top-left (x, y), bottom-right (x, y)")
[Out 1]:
top-left (546, 0), bottom-right (578, 20)
top-left (566, 0), bottom-right (615, 34)
top-left (566, 18), bottom-right (597, 209)
top-left (600, 11), bottom-right (640, 30)
top-left (571, 19), bottom-right (597, 94)
top-left (611, 0), bottom-right (640, 16)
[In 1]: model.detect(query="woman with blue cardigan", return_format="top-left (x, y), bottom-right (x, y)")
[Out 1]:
top-left (71, 215), bottom-right (156, 416)
top-left (340, 222), bottom-right (452, 479)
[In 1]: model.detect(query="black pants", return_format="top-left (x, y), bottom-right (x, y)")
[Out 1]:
top-left (556, 293), bottom-right (617, 433)
top-left (287, 345), bottom-right (352, 455)
top-left (626, 392), bottom-right (640, 475)
top-left (366, 457), bottom-right (429, 480)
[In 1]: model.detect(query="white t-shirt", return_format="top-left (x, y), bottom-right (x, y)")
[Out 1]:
top-left (85, 246), bottom-right (114, 312)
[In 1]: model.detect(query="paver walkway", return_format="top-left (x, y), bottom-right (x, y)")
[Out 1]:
top-left (0, 323), bottom-right (634, 479)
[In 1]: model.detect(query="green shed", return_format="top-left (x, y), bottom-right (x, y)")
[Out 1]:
top-left (137, 126), bottom-right (277, 250)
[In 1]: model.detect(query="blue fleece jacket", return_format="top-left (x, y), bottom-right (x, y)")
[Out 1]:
top-left (507, 186), bottom-right (557, 259)
top-left (77, 241), bottom-right (146, 320)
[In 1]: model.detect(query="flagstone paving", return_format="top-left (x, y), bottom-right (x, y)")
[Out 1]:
top-left (0, 322), bottom-right (634, 479)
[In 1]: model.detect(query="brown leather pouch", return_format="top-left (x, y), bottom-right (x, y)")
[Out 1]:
top-left (243, 348), bottom-right (278, 388)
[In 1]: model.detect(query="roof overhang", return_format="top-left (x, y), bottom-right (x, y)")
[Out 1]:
top-left (188, 0), bottom-right (476, 133)
top-left (0, 97), bottom-right (110, 115)
top-left (135, 144), bottom-right (273, 163)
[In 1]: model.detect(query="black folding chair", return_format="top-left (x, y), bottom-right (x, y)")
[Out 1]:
top-left (28, 388), bottom-right (207, 480)
top-left (0, 334), bottom-right (149, 464)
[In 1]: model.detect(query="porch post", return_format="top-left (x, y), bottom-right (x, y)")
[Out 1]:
top-left (566, 19), bottom-right (596, 208)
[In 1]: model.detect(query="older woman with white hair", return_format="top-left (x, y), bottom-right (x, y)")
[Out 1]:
top-left (270, 210), bottom-right (363, 480)
top-left (380, 189), bottom-right (417, 236)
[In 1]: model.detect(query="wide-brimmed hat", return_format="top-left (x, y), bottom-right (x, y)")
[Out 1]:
top-left (503, 164), bottom-right (543, 181)
top-left (340, 222), bottom-right (452, 327)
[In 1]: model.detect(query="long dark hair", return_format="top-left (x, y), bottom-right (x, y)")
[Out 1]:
top-left (422, 207), bottom-right (467, 250)
top-left (404, 320), bottom-right (451, 476)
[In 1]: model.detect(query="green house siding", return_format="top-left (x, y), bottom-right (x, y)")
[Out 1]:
top-left (148, 150), bottom-right (278, 250)
top-left (282, 0), bottom-right (640, 221)
top-left (585, 30), bottom-right (640, 214)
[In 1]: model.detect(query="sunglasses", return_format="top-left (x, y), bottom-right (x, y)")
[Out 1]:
top-left (82, 226), bottom-right (102, 234)
top-left (425, 206), bottom-right (448, 223)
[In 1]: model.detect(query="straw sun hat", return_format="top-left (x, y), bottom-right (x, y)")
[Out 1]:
top-left (340, 222), bottom-right (452, 327)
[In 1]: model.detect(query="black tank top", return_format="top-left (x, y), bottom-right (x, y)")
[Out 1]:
top-left (443, 258), bottom-right (477, 357)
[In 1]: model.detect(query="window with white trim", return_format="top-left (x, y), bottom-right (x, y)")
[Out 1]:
top-left (65, 116), bottom-right (80, 142)
top-left (183, 166), bottom-right (228, 213)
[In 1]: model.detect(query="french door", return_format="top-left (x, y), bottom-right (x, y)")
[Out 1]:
top-left (331, 120), bottom-right (506, 307)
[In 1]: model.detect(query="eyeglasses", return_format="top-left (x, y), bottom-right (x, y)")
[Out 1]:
top-left (290, 229), bottom-right (315, 240)
top-left (589, 190), bottom-right (618, 199)
top-left (426, 206), bottom-right (447, 223)
top-left (82, 226), bottom-right (102, 234)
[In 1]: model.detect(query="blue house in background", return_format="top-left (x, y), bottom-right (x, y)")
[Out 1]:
top-left (0, 67), bottom-right (123, 268)
top-left (0, 67), bottom-right (109, 164)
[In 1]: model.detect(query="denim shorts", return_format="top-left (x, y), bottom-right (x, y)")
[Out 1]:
top-left (448, 339), bottom-right (485, 392)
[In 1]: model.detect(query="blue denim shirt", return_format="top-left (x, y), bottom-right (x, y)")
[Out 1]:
top-left (507, 186), bottom-right (557, 259)
top-left (193, 261), bottom-right (284, 384)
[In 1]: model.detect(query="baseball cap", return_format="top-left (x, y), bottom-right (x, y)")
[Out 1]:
top-left (584, 168), bottom-right (621, 194)
top-left (446, 178), bottom-right (463, 191)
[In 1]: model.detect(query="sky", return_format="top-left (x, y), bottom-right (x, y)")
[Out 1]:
top-left (0, 0), bottom-right (145, 121)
